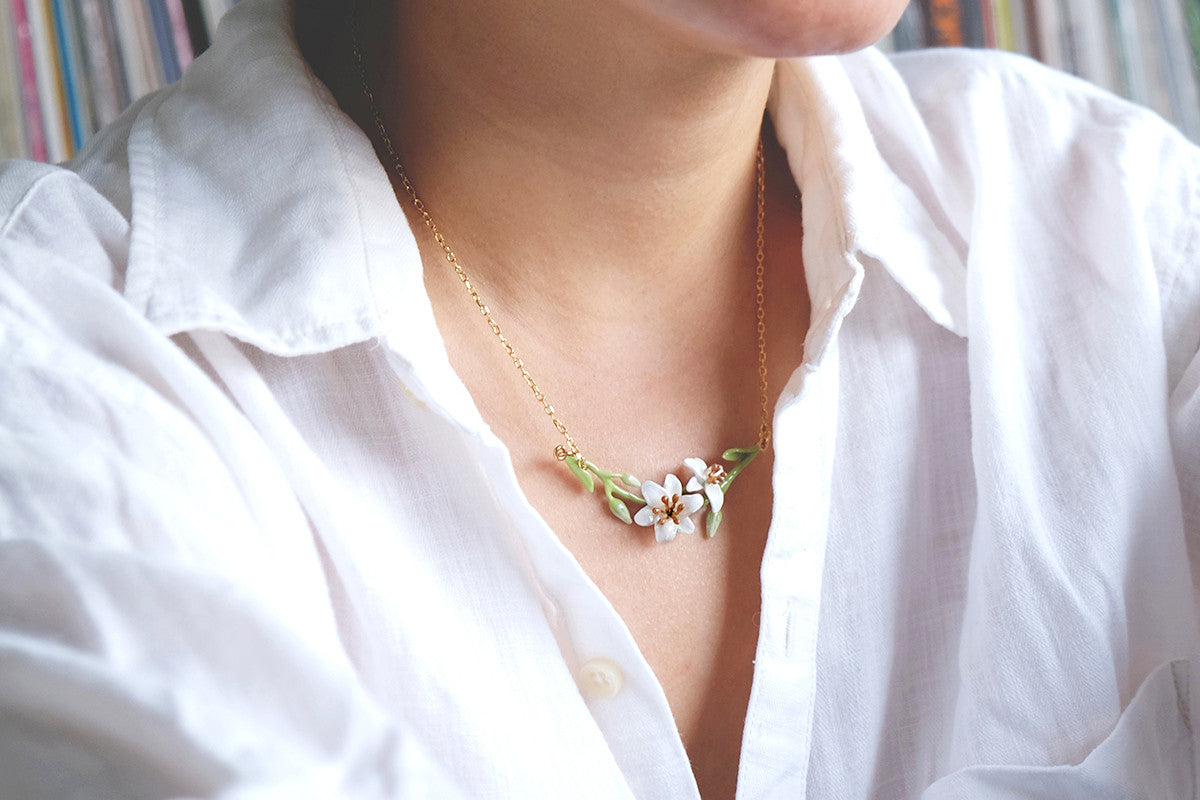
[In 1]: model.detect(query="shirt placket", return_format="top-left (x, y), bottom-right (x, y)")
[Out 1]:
top-left (736, 351), bottom-right (842, 800)
top-left (472, 438), bottom-right (705, 800)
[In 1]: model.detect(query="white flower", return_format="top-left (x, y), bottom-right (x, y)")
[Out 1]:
top-left (634, 473), bottom-right (703, 543)
top-left (684, 457), bottom-right (726, 513)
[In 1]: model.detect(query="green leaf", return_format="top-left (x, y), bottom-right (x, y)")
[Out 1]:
top-left (722, 446), bottom-right (760, 462)
top-left (565, 456), bottom-right (595, 492)
top-left (608, 496), bottom-right (633, 525)
top-left (705, 509), bottom-right (723, 538)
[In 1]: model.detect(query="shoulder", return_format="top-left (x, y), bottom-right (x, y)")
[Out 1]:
top-left (842, 47), bottom-right (1200, 387)
top-left (0, 149), bottom-right (187, 552)
top-left (0, 91), bottom-right (267, 560)
top-left (856, 45), bottom-right (1200, 225)
top-left (878, 45), bottom-right (1200, 264)
top-left (869, 46), bottom-right (1172, 141)
top-left (842, 45), bottom-right (1200, 208)
top-left (841, 45), bottom-right (1199, 197)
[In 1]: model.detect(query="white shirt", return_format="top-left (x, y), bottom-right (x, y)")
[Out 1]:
top-left (1, 1), bottom-right (1199, 797)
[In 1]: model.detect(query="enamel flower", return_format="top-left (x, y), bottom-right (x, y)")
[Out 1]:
top-left (633, 474), bottom-right (704, 543)
top-left (684, 457), bottom-right (727, 513)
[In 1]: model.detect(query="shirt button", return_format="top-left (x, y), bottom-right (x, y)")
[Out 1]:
top-left (577, 657), bottom-right (624, 700)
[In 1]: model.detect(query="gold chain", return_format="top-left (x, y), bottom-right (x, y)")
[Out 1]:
top-left (753, 142), bottom-right (771, 451)
top-left (351, 22), bottom-right (770, 462)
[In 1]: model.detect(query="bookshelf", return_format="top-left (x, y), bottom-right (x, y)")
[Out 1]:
top-left (1, 0), bottom-right (1198, 161)
top-left (0, 0), bottom-right (237, 162)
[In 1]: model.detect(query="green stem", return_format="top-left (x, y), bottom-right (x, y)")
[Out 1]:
top-left (584, 462), bottom-right (641, 501)
top-left (717, 446), bottom-right (760, 493)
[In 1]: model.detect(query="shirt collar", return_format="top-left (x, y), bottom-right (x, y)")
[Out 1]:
top-left (122, 0), bottom-right (967, 373)
top-left (124, 0), bottom-right (423, 351)
top-left (769, 53), bottom-right (968, 354)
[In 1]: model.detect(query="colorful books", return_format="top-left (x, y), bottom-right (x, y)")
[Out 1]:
top-left (51, 0), bottom-right (92, 150)
top-left (165, 0), bottom-right (193, 73)
top-left (918, 0), bottom-right (989, 46)
top-left (1063, 0), bottom-right (1123, 93)
top-left (10, 0), bottom-right (46, 160)
top-left (79, 0), bottom-right (128, 127)
top-left (1150, 0), bottom-right (1200, 135)
top-left (0, 0), bottom-right (27, 158)
top-left (144, 0), bottom-right (178, 84)
top-left (922, 0), bottom-right (969, 45)
top-left (26, 0), bottom-right (69, 161)
top-left (0, 0), bottom-right (235, 162)
top-left (0, 1), bottom-right (1196, 161)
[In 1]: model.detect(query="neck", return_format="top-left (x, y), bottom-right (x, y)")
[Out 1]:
top-left (304, 0), bottom-right (775, 321)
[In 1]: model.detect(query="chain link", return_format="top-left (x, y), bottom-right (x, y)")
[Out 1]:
top-left (753, 141), bottom-right (771, 451)
top-left (352, 14), bottom-right (770, 461)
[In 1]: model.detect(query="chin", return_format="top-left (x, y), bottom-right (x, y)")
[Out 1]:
top-left (631, 0), bottom-right (911, 57)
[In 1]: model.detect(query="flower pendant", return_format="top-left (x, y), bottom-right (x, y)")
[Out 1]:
top-left (560, 446), bottom-right (761, 541)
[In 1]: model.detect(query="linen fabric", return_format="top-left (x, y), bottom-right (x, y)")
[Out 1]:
top-left (1, 0), bottom-right (1199, 797)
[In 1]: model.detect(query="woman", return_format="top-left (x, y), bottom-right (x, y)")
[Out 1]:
top-left (0, 0), bottom-right (1197, 796)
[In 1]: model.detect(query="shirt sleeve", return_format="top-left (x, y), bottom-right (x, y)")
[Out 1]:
top-left (0, 166), bottom-right (465, 799)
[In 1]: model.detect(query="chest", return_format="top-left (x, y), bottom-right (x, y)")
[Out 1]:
top-left (216, 277), bottom-right (1195, 799)
top-left (494, 414), bottom-right (774, 799)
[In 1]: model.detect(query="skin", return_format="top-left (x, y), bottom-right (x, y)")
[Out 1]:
top-left (300, 0), bottom-right (906, 796)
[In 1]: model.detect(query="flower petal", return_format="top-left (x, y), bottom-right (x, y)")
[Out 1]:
top-left (684, 457), bottom-right (708, 479)
top-left (686, 476), bottom-right (703, 492)
top-left (678, 517), bottom-right (695, 536)
top-left (664, 473), bottom-right (683, 495)
top-left (634, 505), bottom-right (655, 527)
top-left (641, 480), bottom-right (668, 507)
top-left (655, 520), bottom-right (678, 543)
top-left (705, 483), bottom-right (724, 513)
top-left (680, 493), bottom-right (704, 515)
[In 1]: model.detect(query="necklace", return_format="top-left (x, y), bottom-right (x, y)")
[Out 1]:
top-left (352, 27), bottom-right (771, 544)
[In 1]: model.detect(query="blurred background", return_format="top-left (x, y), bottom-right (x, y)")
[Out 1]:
top-left (0, 0), bottom-right (1197, 163)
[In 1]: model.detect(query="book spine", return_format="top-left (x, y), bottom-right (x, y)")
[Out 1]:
top-left (134, 0), bottom-right (164, 87)
top-left (1028, 0), bottom-right (1066, 69)
top-left (0, 0), bottom-right (29, 158)
top-left (993, 0), bottom-right (1016, 49)
top-left (10, 0), bottom-right (45, 160)
top-left (1128, 0), bottom-right (1174, 118)
top-left (923, 0), bottom-right (967, 46)
top-left (146, 0), bottom-right (181, 83)
top-left (1184, 0), bottom-right (1200, 88)
top-left (1150, 0), bottom-right (1200, 138)
top-left (26, 0), bottom-right (69, 160)
top-left (1111, 0), bottom-right (1149, 103)
top-left (49, 0), bottom-right (86, 150)
top-left (1007, 0), bottom-right (1032, 54)
top-left (1061, 0), bottom-right (1122, 93)
top-left (110, 0), bottom-right (159, 99)
top-left (962, 0), bottom-right (989, 45)
top-left (98, 0), bottom-right (130, 109)
top-left (1105, 0), bottom-right (1136, 98)
top-left (164, 0), bottom-right (192, 71)
top-left (179, 0), bottom-right (207, 56)
top-left (78, 0), bottom-right (122, 128)
top-left (199, 0), bottom-right (224, 41)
